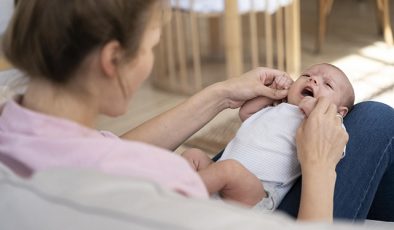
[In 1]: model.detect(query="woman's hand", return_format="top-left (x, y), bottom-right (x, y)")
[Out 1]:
top-left (218, 67), bottom-right (292, 109)
top-left (296, 97), bottom-right (349, 221)
top-left (236, 68), bottom-right (293, 121)
top-left (296, 97), bottom-right (348, 171)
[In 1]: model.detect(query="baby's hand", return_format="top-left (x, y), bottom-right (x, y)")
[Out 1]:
top-left (299, 96), bottom-right (317, 117)
top-left (271, 74), bottom-right (293, 90)
top-left (269, 74), bottom-right (293, 105)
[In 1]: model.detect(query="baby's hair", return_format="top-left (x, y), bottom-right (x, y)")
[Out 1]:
top-left (2, 0), bottom-right (168, 84)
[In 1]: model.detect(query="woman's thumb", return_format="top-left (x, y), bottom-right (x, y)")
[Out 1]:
top-left (264, 87), bottom-right (288, 99)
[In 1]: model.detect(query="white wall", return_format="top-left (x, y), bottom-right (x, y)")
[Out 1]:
top-left (0, 0), bottom-right (14, 36)
top-left (0, 0), bottom-right (24, 99)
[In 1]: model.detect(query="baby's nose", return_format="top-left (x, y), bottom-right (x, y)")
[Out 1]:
top-left (308, 78), bottom-right (318, 85)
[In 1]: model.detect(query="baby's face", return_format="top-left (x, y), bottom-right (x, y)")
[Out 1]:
top-left (287, 64), bottom-right (352, 108)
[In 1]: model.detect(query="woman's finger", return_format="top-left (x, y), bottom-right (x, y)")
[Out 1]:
top-left (335, 114), bottom-right (344, 126)
top-left (309, 97), bottom-right (330, 117)
top-left (257, 67), bottom-right (291, 86)
top-left (257, 86), bottom-right (289, 100)
top-left (326, 103), bottom-right (337, 116)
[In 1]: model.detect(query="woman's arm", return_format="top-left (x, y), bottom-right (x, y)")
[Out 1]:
top-left (121, 68), bottom-right (290, 150)
top-left (296, 97), bottom-right (348, 222)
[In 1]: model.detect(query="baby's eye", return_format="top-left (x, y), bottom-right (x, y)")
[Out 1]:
top-left (301, 74), bottom-right (310, 78)
top-left (325, 82), bottom-right (333, 89)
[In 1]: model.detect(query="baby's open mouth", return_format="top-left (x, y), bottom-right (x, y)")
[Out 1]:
top-left (301, 87), bottom-right (314, 97)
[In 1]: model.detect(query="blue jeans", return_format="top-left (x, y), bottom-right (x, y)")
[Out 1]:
top-left (212, 101), bottom-right (394, 221)
top-left (276, 101), bottom-right (394, 221)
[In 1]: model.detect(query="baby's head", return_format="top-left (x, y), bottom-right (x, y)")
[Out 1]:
top-left (287, 63), bottom-right (355, 117)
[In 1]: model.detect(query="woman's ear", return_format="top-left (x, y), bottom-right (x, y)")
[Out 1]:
top-left (338, 106), bottom-right (349, 117)
top-left (100, 40), bottom-right (122, 79)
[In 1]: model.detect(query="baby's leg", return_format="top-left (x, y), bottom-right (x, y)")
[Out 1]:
top-left (182, 148), bottom-right (213, 171)
top-left (199, 159), bottom-right (266, 207)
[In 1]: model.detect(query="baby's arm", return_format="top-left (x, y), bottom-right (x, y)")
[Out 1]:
top-left (239, 96), bottom-right (275, 121)
top-left (198, 159), bottom-right (266, 207)
top-left (239, 75), bottom-right (293, 121)
top-left (182, 149), bottom-right (265, 206)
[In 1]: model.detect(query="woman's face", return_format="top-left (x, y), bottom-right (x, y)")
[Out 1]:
top-left (120, 25), bottom-right (161, 99)
top-left (103, 22), bottom-right (161, 117)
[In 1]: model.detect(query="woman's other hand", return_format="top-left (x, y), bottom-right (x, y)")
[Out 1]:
top-left (296, 97), bottom-right (349, 221)
top-left (296, 97), bottom-right (348, 171)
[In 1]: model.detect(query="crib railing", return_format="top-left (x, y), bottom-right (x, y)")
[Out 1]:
top-left (152, 0), bottom-right (301, 95)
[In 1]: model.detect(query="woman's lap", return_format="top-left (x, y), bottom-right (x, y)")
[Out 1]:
top-left (277, 101), bottom-right (394, 220)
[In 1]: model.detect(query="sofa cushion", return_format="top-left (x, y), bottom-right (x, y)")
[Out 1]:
top-left (0, 163), bottom-right (390, 230)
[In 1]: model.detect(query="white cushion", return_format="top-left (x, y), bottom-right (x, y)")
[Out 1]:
top-left (0, 163), bottom-right (391, 230)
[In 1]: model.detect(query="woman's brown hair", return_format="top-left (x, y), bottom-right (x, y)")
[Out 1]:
top-left (2, 0), bottom-right (165, 84)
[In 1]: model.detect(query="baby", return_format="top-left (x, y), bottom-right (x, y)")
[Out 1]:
top-left (182, 63), bottom-right (355, 210)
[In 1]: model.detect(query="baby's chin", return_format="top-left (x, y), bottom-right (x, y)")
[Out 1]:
top-left (300, 95), bottom-right (315, 101)
top-left (297, 96), bottom-right (318, 117)
top-left (287, 95), bottom-right (315, 107)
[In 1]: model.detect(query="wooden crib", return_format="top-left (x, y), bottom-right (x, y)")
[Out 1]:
top-left (151, 0), bottom-right (301, 94)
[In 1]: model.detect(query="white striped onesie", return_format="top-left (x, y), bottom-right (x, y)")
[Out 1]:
top-left (219, 103), bottom-right (304, 210)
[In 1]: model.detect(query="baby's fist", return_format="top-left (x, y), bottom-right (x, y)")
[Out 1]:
top-left (271, 74), bottom-right (293, 90)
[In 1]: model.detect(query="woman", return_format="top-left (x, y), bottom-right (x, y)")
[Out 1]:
top-left (0, 0), bottom-right (392, 224)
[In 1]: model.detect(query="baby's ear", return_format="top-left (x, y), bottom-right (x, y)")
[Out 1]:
top-left (338, 106), bottom-right (349, 117)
